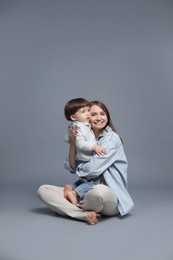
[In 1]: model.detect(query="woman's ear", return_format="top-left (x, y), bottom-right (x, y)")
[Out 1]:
top-left (70, 114), bottom-right (76, 121)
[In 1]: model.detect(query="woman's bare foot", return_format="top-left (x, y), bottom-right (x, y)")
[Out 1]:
top-left (64, 184), bottom-right (78, 205)
top-left (87, 212), bottom-right (98, 225)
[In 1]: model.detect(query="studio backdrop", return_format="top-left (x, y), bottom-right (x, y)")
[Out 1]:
top-left (0, 0), bottom-right (173, 190)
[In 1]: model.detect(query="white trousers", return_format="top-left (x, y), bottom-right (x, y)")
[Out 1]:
top-left (37, 184), bottom-right (119, 223)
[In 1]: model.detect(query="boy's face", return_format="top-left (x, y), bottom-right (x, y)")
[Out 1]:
top-left (70, 106), bottom-right (90, 122)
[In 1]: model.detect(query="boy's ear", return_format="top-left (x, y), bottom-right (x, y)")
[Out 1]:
top-left (70, 114), bottom-right (76, 121)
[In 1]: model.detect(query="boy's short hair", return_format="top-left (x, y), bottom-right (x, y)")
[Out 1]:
top-left (64, 98), bottom-right (90, 121)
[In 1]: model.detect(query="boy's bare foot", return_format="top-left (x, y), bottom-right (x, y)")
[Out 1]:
top-left (87, 212), bottom-right (98, 225)
top-left (66, 190), bottom-right (78, 205)
top-left (64, 184), bottom-right (73, 198)
top-left (64, 184), bottom-right (78, 205)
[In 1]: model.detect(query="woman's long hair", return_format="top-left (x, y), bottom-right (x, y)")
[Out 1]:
top-left (90, 100), bottom-right (123, 143)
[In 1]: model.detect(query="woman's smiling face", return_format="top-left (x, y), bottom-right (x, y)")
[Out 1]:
top-left (90, 105), bottom-right (108, 136)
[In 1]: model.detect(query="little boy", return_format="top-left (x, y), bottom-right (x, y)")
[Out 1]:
top-left (63, 98), bottom-right (106, 205)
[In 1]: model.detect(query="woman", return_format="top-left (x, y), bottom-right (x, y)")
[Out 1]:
top-left (37, 101), bottom-right (134, 225)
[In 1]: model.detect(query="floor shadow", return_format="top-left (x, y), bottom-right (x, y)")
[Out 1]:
top-left (31, 207), bottom-right (58, 217)
top-left (30, 207), bottom-right (87, 224)
top-left (116, 212), bottom-right (134, 220)
top-left (31, 207), bottom-right (132, 223)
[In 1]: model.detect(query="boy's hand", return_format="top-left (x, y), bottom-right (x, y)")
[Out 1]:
top-left (92, 144), bottom-right (106, 156)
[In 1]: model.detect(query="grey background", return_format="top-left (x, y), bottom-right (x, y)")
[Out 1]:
top-left (0, 1), bottom-right (173, 260)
